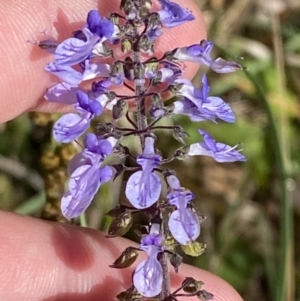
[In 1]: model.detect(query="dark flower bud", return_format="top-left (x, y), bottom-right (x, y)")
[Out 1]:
top-left (165, 48), bottom-right (178, 61)
top-left (173, 125), bottom-right (189, 144)
top-left (110, 246), bottom-right (139, 269)
top-left (107, 211), bottom-right (133, 237)
top-left (197, 290), bottom-right (214, 301)
top-left (116, 287), bottom-right (141, 301)
top-left (182, 277), bottom-right (204, 294)
top-left (169, 251), bottom-right (182, 273)
top-left (113, 99), bottom-right (128, 120)
top-left (38, 39), bottom-right (59, 54)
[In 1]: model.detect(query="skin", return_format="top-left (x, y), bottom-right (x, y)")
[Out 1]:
top-left (0, 0), bottom-right (243, 300)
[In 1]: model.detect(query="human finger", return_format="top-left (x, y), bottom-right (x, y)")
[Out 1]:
top-left (0, 210), bottom-right (242, 301)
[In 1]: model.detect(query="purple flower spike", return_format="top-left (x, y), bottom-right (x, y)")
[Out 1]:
top-left (187, 129), bottom-right (247, 162)
top-left (158, 0), bottom-right (195, 28)
top-left (125, 137), bottom-right (162, 209)
top-left (133, 223), bottom-right (163, 297)
top-left (173, 40), bottom-right (242, 73)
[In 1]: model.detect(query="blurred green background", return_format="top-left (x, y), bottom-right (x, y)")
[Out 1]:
top-left (0, 0), bottom-right (300, 300)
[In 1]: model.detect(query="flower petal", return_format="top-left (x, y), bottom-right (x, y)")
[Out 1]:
top-left (125, 171), bottom-right (161, 209)
top-left (133, 258), bottom-right (163, 297)
top-left (53, 113), bottom-right (90, 143)
top-left (168, 208), bottom-right (200, 245)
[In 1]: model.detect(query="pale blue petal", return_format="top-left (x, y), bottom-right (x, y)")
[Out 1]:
top-left (125, 171), bottom-right (161, 209)
top-left (168, 208), bottom-right (200, 245)
top-left (53, 113), bottom-right (90, 143)
top-left (133, 258), bottom-right (163, 297)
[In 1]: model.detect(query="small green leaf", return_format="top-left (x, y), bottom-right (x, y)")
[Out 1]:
top-left (181, 242), bottom-right (206, 257)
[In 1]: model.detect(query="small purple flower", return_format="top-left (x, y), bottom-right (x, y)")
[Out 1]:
top-left (82, 60), bottom-right (110, 81)
top-left (53, 91), bottom-right (102, 143)
top-left (54, 27), bottom-right (99, 66)
top-left (84, 133), bottom-right (113, 157)
top-left (125, 137), bottom-right (162, 209)
top-left (61, 134), bottom-right (115, 218)
top-left (88, 80), bottom-right (117, 110)
top-left (87, 10), bottom-right (114, 40)
top-left (199, 75), bottom-right (235, 122)
top-left (54, 10), bottom-right (115, 67)
top-left (76, 90), bottom-right (102, 116)
top-left (166, 175), bottom-right (200, 245)
top-left (172, 40), bottom-right (242, 73)
top-left (187, 129), bottom-right (246, 162)
top-left (45, 60), bottom-right (110, 86)
top-left (155, 62), bottom-right (182, 84)
top-left (158, 0), bottom-right (195, 28)
top-left (133, 223), bottom-right (163, 297)
top-left (171, 77), bottom-right (235, 123)
top-left (146, 24), bottom-right (163, 41)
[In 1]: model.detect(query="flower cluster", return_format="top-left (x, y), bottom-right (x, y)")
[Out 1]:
top-left (39, 0), bottom-right (245, 299)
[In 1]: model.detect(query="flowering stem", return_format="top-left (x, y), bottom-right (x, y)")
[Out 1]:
top-left (159, 210), bottom-right (171, 299)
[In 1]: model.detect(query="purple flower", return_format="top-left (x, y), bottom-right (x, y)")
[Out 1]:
top-left (76, 90), bottom-right (102, 115)
top-left (53, 91), bottom-right (102, 143)
top-left (171, 77), bottom-right (235, 123)
top-left (45, 82), bottom-right (80, 104)
top-left (133, 223), bottom-right (163, 297)
top-left (158, 0), bottom-right (195, 28)
top-left (45, 62), bottom-right (83, 85)
top-left (166, 175), bottom-right (200, 245)
top-left (187, 129), bottom-right (246, 162)
top-left (54, 27), bottom-right (99, 66)
top-left (172, 40), bottom-right (242, 73)
top-left (146, 24), bottom-right (163, 41)
top-left (54, 11), bottom-right (115, 67)
top-left (84, 133), bottom-right (113, 157)
top-left (61, 134), bottom-right (115, 218)
top-left (81, 60), bottom-right (110, 81)
top-left (155, 62), bottom-right (183, 84)
top-left (88, 80), bottom-right (117, 110)
top-left (45, 60), bottom-right (110, 86)
top-left (87, 10), bottom-right (114, 40)
top-left (125, 137), bottom-right (162, 209)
